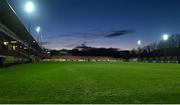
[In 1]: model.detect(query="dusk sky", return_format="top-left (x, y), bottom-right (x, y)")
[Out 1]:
top-left (7, 0), bottom-right (180, 50)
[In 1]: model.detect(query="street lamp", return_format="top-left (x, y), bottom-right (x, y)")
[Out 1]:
top-left (25, 1), bottom-right (34, 61)
top-left (162, 34), bottom-right (169, 62)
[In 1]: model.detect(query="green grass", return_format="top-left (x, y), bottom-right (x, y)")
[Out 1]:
top-left (0, 62), bottom-right (180, 104)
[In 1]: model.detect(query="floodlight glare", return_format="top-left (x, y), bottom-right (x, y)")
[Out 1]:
top-left (162, 34), bottom-right (169, 41)
top-left (25, 1), bottom-right (34, 13)
top-left (36, 26), bottom-right (41, 33)
top-left (137, 40), bottom-right (141, 45)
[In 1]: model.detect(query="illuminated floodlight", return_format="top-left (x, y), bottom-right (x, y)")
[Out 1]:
top-left (36, 26), bottom-right (41, 33)
top-left (25, 1), bottom-right (34, 13)
top-left (137, 40), bottom-right (141, 45)
top-left (162, 34), bottom-right (169, 41)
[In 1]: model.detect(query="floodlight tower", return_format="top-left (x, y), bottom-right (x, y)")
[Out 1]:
top-left (36, 26), bottom-right (40, 33)
top-left (137, 40), bottom-right (142, 61)
top-left (36, 26), bottom-right (41, 44)
top-left (25, 1), bottom-right (34, 60)
top-left (138, 40), bottom-right (141, 46)
top-left (25, 1), bottom-right (34, 32)
top-left (162, 34), bottom-right (169, 61)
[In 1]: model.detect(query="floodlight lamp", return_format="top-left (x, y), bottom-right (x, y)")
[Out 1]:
top-left (163, 34), bottom-right (169, 41)
top-left (25, 1), bottom-right (34, 13)
top-left (137, 40), bottom-right (141, 45)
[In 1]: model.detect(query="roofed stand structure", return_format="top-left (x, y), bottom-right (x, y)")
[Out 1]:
top-left (0, 0), bottom-right (44, 66)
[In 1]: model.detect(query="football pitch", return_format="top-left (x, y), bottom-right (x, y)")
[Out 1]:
top-left (0, 62), bottom-right (180, 104)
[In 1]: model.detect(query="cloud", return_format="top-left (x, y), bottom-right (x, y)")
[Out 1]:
top-left (104, 30), bottom-right (135, 38)
top-left (47, 29), bottom-right (135, 40)
top-left (47, 28), bottom-right (136, 40)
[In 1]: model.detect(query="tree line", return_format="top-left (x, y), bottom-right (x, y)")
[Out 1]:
top-left (50, 34), bottom-right (180, 62)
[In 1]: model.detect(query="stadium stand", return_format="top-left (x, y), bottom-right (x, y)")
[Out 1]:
top-left (0, 0), bottom-right (44, 66)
